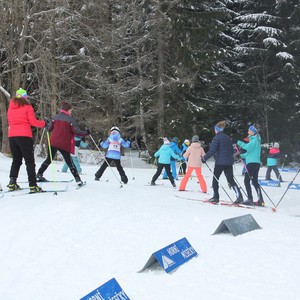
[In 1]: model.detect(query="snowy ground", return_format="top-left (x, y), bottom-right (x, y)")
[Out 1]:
top-left (0, 150), bottom-right (300, 300)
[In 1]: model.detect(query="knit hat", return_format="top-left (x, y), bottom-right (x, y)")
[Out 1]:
top-left (192, 135), bottom-right (199, 142)
top-left (248, 125), bottom-right (257, 134)
top-left (214, 125), bottom-right (223, 133)
top-left (273, 142), bottom-right (280, 149)
top-left (163, 137), bottom-right (170, 145)
top-left (16, 88), bottom-right (28, 99)
top-left (110, 126), bottom-right (120, 133)
top-left (172, 137), bottom-right (179, 143)
top-left (61, 101), bottom-right (72, 111)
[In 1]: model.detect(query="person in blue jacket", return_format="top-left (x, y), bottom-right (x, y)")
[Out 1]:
top-left (237, 124), bottom-right (264, 206)
top-left (95, 126), bottom-right (131, 183)
top-left (151, 138), bottom-right (181, 187)
top-left (162, 137), bottom-right (183, 180)
top-left (179, 139), bottom-right (190, 175)
top-left (202, 121), bottom-right (243, 204)
top-left (61, 136), bottom-right (88, 173)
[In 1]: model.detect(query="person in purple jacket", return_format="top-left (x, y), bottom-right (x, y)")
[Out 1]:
top-left (95, 126), bottom-right (131, 184)
top-left (202, 121), bottom-right (243, 204)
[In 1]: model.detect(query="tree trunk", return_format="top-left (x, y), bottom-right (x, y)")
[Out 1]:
top-left (157, 31), bottom-right (165, 138)
top-left (0, 93), bottom-right (9, 153)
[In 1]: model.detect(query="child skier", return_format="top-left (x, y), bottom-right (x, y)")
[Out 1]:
top-left (61, 136), bottom-right (89, 174)
top-left (179, 139), bottom-right (190, 175)
top-left (162, 137), bottom-right (183, 180)
top-left (265, 142), bottom-right (283, 182)
top-left (151, 138), bottom-right (181, 187)
top-left (179, 135), bottom-right (207, 192)
top-left (95, 126), bottom-right (131, 183)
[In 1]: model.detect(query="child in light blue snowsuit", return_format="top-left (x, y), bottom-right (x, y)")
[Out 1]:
top-left (95, 126), bottom-right (131, 183)
top-left (162, 137), bottom-right (183, 180)
top-left (62, 136), bottom-right (88, 173)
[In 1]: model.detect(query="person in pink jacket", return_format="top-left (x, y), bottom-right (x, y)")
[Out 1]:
top-left (179, 135), bottom-right (207, 192)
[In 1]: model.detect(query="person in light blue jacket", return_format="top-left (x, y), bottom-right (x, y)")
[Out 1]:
top-left (237, 124), bottom-right (264, 206)
top-left (61, 136), bottom-right (88, 173)
top-left (151, 138), bottom-right (181, 187)
top-left (95, 126), bottom-right (131, 183)
top-left (162, 137), bottom-right (183, 180)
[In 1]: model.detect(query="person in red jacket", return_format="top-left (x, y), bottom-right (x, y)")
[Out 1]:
top-left (36, 101), bottom-right (89, 186)
top-left (7, 88), bottom-right (46, 193)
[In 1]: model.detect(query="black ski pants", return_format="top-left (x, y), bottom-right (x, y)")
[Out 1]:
top-left (212, 165), bottom-right (241, 199)
top-left (95, 158), bottom-right (127, 181)
top-left (266, 165), bottom-right (282, 181)
top-left (9, 136), bottom-right (37, 186)
top-left (152, 163), bottom-right (175, 185)
top-left (38, 146), bottom-right (80, 180)
top-left (244, 163), bottom-right (263, 200)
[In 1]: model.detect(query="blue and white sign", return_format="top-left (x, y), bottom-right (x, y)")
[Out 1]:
top-left (278, 168), bottom-right (298, 173)
top-left (258, 180), bottom-right (280, 187)
top-left (80, 278), bottom-right (130, 300)
top-left (289, 183), bottom-right (300, 190)
top-left (139, 237), bottom-right (198, 273)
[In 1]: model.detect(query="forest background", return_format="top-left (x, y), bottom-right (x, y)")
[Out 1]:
top-left (0, 0), bottom-right (299, 163)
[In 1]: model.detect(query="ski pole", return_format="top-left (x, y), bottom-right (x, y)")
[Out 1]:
top-left (204, 161), bottom-right (234, 203)
top-left (46, 131), bottom-right (58, 195)
top-left (233, 174), bottom-right (248, 198)
top-left (281, 154), bottom-right (287, 169)
top-left (274, 168), bottom-right (300, 211)
top-left (234, 144), bottom-right (276, 208)
top-left (89, 134), bottom-right (123, 187)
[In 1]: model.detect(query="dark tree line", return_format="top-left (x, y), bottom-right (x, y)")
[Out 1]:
top-left (0, 0), bottom-right (299, 161)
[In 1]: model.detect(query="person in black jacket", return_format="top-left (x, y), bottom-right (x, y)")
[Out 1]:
top-left (202, 121), bottom-right (243, 203)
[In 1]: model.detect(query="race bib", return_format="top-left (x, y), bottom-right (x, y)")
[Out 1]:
top-left (108, 140), bottom-right (121, 152)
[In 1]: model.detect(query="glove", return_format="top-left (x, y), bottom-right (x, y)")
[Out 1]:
top-left (85, 128), bottom-right (91, 135)
top-left (81, 137), bottom-right (86, 142)
top-left (98, 138), bottom-right (103, 145)
top-left (44, 117), bottom-right (51, 129)
top-left (201, 158), bottom-right (206, 164)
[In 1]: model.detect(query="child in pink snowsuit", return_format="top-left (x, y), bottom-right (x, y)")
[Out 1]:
top-left (179, 135), bottom-right (207, 192)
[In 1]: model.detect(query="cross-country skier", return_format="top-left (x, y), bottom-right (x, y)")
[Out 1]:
top-left (61, 136), bottom-right (89, 174)
top-left (237, 124), bottom-right (265, 206)
top-left (202, 121), bottom-right (243, 204)
top-left (179, 135), bottom-right (207, 193)
top-left (37, 101), bottom-right (89, 187)
top-left (265, 142), bottom-right (283, 182)
top-left (151, 138), bottom-right (181, 187)
top-left (95, 126), bottom-right (131, 184)
top-left (7, 88), bottom-right (47, 193)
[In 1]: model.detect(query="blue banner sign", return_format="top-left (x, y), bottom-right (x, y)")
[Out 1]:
top-left (278, 168), bottom-right (298, 173)
top-left (139, 237), bottom-right (198, 273)
top-left (289, 183), bottom-right (300, 190)
top-left (258, 180), bottom-right (280, 187)
top-left (80, 278), bottom-right (130, 300)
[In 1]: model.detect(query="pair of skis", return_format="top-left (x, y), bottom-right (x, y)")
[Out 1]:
top-left (175, 194), bottom-right (268, 210)
top-left (2, 179), bottom-right (86, 196)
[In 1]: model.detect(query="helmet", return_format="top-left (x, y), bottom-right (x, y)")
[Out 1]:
top-left (172, 137), bottom-right (179, 143)
top-left (110, 126), bottom-right (120, 133)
